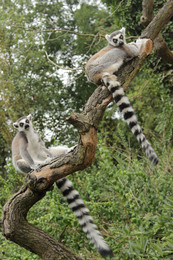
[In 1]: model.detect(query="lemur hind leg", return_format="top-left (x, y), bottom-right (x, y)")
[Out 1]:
top-left (49, 145), bottom-right (76, 158)
top-left (16, 159), bottom-right (32, 173)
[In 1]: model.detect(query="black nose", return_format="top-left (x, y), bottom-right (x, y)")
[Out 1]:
top-left (25, 124), bottom-right (29, 129)
top-left (119, 42), bottom-right (124, 46)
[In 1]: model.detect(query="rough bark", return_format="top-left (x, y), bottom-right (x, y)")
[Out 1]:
top-left (140, 0), bottom-right (154, 26)
top-left (1, 184), bottom-right (82, 260)
top-left (141, 0), bottom-right (173, 64)
top-left (1, 1), bottom-right (173, 259)
top-left (141, 0), bottom-right (173, 40)
top-left (154, 34), bottom-right (173, 64)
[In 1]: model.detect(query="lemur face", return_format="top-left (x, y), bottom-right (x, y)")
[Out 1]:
top-left (105, 27), bottom-right (126, 47)
top-left (111, 33), bottom-right (124, 47)
top-left (13, 114), bottom-right (32, 131)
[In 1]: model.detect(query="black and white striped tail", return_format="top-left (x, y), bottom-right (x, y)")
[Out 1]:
top-left (102, 73), bottom-right (159, 165)
top-left (56, 178), bottom-right (114, 258)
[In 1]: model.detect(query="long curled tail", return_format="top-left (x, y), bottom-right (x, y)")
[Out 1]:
top-left (102, 73), bottom-right (159, 165)
top-left (56, 178), bottom-right (114, 258)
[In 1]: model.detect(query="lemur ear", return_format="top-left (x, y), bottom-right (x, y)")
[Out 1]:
top-left (105, 34), bottom-right (110, 42)
top-left (120, 27), bottom-right (126, 43)
top-left (13, 123), bottom-right (19, 128)
top-left (27, 114), bottom-right (32, 120)
top-left (120, 27), bottom-right (125, 34)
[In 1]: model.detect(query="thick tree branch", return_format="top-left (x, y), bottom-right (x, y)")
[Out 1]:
top-left (1, 1), bottom-right (173, 259)
top-left (141, 0), bottom-right (173, 40)
top-left (140, 0), bottom-right (154, 26)
top-left (1, 184), bottom-right (83, 260)
top-left (154, 34), bottom-right (173, 64)
top-left (140, 0), bottom-right (173, 64)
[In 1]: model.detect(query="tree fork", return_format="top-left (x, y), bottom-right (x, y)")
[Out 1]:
top-left (1, 1), bottom-right (173, 258)
top-left (140, 0), bottom-right (173, 64)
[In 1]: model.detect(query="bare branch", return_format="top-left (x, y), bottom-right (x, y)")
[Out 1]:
top-left (11, 26), bottom-right (98, 38)
top-left (45, 51), bottom-right (83, 71)
top-left (106, 0), bottom-right (125, 19)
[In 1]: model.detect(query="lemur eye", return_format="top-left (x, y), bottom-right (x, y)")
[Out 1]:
top-left (120, 35), bottom-right (123, 39)
top-left (113, 39), bottom-right (118, 43)
top-left (26, 119), bottom-right (29, 123)
top-left (20, 123), bottom-right (24, 127)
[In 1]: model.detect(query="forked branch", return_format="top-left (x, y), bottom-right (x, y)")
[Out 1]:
top-left (140, 0), bottom-right (173, 64)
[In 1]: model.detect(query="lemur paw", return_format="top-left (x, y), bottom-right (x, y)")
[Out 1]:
top-left (44, 157), bottom-right (53, 164)
top-left (101, 72), bottom-right (110, 86)
top-left (31, 164), bottom-right (41, 172)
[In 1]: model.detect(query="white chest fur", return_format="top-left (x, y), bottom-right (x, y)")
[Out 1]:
top-left (26, 130), bottom-right (47, 162)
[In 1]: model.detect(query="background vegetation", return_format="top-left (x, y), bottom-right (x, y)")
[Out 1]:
top-left (0, 0), bottom-right (172, 259)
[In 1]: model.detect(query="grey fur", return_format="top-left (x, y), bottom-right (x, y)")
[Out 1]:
top-left (12, 114), bottom-right (52, 172)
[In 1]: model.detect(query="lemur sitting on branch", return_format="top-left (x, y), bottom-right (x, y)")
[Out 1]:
top-left (85, 27), bottom-right (158, 165)
top-left (11, 114), bottom-right (114, 258)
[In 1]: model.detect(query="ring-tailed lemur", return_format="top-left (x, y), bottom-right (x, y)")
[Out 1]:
top-left (12, 114), bottom-right (114, 258)
top-left (12, 114), bottom-right (69, 173)
top-left (85, 27), bottom-right (159, 165)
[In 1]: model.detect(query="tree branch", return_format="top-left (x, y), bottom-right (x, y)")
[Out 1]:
top-left (1, 1), bottom-right (173, 259)
top-left (154, 34), bottom-right (173, 64)
top-left (141, 0), bottom-right (173, 64)
top-left (140, 0), bottom-right (154, 26)
top-left (141, 0), bottom-right (173, 40)
top-left (45, 51), bottom-right (83, 71)
top-left (1, 184), bottom-right (83, 260)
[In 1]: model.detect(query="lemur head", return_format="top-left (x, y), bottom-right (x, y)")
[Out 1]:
top-left (13, 114), bottom-right (32, 132)
top-left (105, 27), bottom-right (126, 47)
